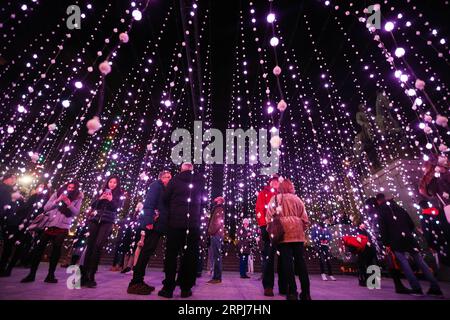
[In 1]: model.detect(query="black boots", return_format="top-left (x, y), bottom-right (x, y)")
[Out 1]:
top-left (44, 273), bottom-right (58, 283)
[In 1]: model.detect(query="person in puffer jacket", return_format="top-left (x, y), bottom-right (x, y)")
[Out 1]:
top-left (267, 179), bottom-right (310, 301)
top-left (82, 175), bottom-right (124, 288)
top-left (21, 181), bottom-right (83, 283)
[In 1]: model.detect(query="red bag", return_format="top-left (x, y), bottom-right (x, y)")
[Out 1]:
top-left (342, 235), bottom-right (368, 253)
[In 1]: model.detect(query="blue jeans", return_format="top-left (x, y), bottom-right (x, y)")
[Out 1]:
top-left (240, 254), bottom-right (248, 277)
top-left (394, 251), bottom-right (440, 291)
top-left (210, 235), bottom-right (222, 280)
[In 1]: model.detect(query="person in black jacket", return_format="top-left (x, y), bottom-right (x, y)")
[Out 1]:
top-left (376, 193), bottom-right (443, 296)
top-left (364, 197), bottom-right (412, 294)
top-left (0, 183), bottom-right (50, 277)
top-left (158, 163), bottom-right (205, 299)
top-left (0, 173), bottom-right (18, 231)
top-left (82, 175), bottom-right (123, 288)
top-left (127, 170), bottom-right (172, 295)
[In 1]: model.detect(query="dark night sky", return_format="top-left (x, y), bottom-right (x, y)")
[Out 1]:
top-left (1, 0), bottom-right (448, 195)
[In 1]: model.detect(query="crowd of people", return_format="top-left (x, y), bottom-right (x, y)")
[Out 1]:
top-left (0, 155), bottom-right (449, 300)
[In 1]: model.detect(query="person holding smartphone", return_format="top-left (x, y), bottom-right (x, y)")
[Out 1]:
top-left (81, 175), bottom-right (123, 288)
top-left (20, 181), bottom-right (83, 283)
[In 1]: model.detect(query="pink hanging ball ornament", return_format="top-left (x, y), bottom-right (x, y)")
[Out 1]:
top-left (438, 155), bottom-right (448, 167)
top-left (99, 61), bottom-right (111, 75)
top-left (48, 123), bottom-right (57, 132)
top-left (119, 32), bottom-right (129, 43)
top-left (439, 144), bottom-right (448, 152)
top-left (86, 116), bottom-right (101, 135)
top-left (273, 66), bottom-right (282, 76)
top-left (29, 152), bottom-right (39, 163)
top-left (436, 115), bottom-right (448, 127)
top-left (415, 79), bottom-right (425, 90)
top-left (277, 99), bottom-right (287, 112)
top-left (424, 114), bottom-right (433, 123)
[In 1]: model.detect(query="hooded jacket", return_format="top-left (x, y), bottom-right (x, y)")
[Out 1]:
top-left (140, 179), bottom-right (168, 233)
top-left (164, 170), bottom-right (205, 229)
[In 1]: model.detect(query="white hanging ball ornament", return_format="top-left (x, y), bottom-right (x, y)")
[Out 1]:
top-left (394, 47), bottom-right (405, 58)
top-left (99, 61), bottom-right (111, 75)
top-left (270, 135), bottom-right (282, 149)
top-left (119, 32), bottom-right (129, 43)
top-left (273, 66), bottom-right (281, 76)
top-left (277, 99), bottom-right (287, 112)
top-left (132, 9), bottom-right (142, 21)
top-left (87, 66), bottom-right (93, 72)
top-left (139, 172), bottom-right (149, 181)
top-left (48, 123), bottom-right (57, 132)
top-left (86, 116), bottom-right (101, 135)
top-left (267, 13), bottom-right (275, 23)
top-left (384, 21), bottom-right (394, 32)
top-left (156, 119), bottom-right (163, 127)
top-left (415, 79), bottom-right (425, 90)
top-left (436, 115), bottom-right (448, 127)
top-left (270, 37), bottom-right (279, 47)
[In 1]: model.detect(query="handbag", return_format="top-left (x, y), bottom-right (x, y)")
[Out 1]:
top-left (27, 213), bottom-right (50, 232)
top-left (266, 195), bottom-right (285, 244)
top-left (436, 193), bottom-right (450, 224)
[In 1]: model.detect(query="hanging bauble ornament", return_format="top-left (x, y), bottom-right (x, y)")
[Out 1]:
top-left (424, 115), bottom-right (433, 123)
top-left (29, 152), bottom-right (39, 163)
top-left (139, 172), bottom-right (149, 181)
top-left (277, 99), bottom-right (287, 112)
top-left (438, 155), bottom-right (448, 166)
top-left (99, 61), bottom-right (111, 75)
top-left (48, 123), bottom-right (57, 132)
top-left (439, 144), bottom-right (448, 152)
top-left (423, 125), bottom-right (432, 134)
top-left (273, 66), bottom-right (281, 76)
top-left (86, 116), bottom-right (101, 135)
top-left (436, 115), bottom-right (448, 127)
top-left (119, 32), bottom-right (129, 43)
top-left (146, 144), bottom-right (153, 151)
top-left (415, 79), bottom-right (425, 90)
top-left (270, 135), bottom-right (282, 149)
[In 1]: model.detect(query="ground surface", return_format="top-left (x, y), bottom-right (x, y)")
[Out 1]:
top-left (0, 263), bottom-right (449, 300)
